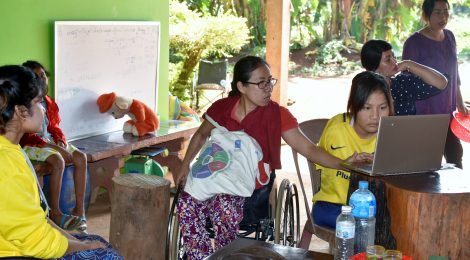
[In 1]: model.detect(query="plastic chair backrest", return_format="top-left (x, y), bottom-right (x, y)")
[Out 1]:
top-left (297, 119), bottom-right (328, 194)
top-left (196, 59), bottom-right (228, 87)
top-left (292, 118), bottom-right (335, 251)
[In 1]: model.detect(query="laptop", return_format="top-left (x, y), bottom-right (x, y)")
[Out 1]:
top-left (341, 114), bottom-right (450, 176)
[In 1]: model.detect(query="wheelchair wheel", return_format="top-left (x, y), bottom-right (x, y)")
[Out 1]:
top-left (274, 179), bottom-right (300, 247)
top-left (166, 186), bottom-right (185, 260)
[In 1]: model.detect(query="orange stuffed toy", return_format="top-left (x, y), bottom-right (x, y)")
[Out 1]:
top-left (97, 92), bottom-right (159, 136)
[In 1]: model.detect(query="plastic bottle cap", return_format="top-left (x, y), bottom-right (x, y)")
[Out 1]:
top-left (341, 205), bottom-right (352, 212)
top-left (359, 180), bottom-right (369, 189)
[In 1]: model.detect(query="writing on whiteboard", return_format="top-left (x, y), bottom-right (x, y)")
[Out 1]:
top-left (54, 21), bottom-right (160, 140)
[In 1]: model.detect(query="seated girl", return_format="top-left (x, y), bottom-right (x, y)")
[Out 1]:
top-left (361, 39), bottom-right (447, 116)
top-left (174, 56), bottom-right (372, 259)
top-left (0, 64), bottom-right (122, 259)
top-left (312, 71), bottom-right (393, 228)
top-left (20, 60), bottom-right (88, 232)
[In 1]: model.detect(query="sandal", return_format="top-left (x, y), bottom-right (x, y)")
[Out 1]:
top-left (76, 216), bottom-right (88, 234)
top-left (58, 214), bottom-right (82, 231)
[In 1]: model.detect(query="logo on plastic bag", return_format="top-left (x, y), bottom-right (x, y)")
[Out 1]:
top-left (191, 142), bottom-right (230, 178)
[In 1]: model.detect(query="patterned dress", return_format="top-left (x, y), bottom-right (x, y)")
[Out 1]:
top-left (390, 73), bottom-right (441, 115)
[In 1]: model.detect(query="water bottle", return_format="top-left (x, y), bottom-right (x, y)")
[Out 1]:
top-left (334, 205), bottom-right (355, 260)
top-left (349, 180), bottom-right (376, 254)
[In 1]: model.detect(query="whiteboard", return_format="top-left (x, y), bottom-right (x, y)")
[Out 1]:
top-left (54, 21), bottom-right (160, 140)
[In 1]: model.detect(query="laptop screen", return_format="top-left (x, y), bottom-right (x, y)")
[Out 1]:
top-left (342, 114), bottom-right (450, 175)
top-left (370, 114), bottom-right (450, 175)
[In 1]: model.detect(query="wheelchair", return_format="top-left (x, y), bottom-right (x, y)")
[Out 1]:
top-left (166, 174), bottom-right (300, 260)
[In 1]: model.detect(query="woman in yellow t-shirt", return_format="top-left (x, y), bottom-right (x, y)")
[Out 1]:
top-left (0, 65), bottom-right (122, 259)
top-left (312, 71), bottom-right (394, 228)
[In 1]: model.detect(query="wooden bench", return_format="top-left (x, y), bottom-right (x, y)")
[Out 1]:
top-left (51, 120), bottom-right (199, 203)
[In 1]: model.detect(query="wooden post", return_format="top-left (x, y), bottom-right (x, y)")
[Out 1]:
top-left (266, 0), bottom-right (290, 106)
top-left (110, 174), bottom-right (170, 260)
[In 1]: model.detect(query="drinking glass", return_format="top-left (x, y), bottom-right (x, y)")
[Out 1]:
top-left (366, 245), bottom-right (385, 260)
top-left (383, 250), bottom-right (402, 260)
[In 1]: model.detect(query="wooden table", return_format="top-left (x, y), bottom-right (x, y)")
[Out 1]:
top-left (348, 167), bottom-right (470, 259)
top-left (70, 120), bottom-right (199, 202)
top-left (205, 238), bottom-right (333, 260)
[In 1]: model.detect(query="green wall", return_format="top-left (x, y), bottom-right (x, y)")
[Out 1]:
top-left (0, 0), bottom-right (169, 119)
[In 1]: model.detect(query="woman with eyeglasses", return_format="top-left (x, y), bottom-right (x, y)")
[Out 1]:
top-left (403, 0), bottom-right (468, 169)
top-left (173, 56), bottom-right (372, 259)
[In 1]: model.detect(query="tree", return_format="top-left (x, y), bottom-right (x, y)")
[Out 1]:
top-left (170, 1), bottom-right (250, 100)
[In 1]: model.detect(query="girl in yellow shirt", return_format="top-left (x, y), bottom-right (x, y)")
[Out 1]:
top-left (312, 71), bottom-right (394, 228)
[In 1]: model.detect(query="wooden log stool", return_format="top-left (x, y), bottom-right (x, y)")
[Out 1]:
top-left (110, 174), bottom-right (170, 260)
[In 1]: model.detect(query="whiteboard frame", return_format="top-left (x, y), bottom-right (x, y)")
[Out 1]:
top-left (54, 21), bottom-right (160, 140)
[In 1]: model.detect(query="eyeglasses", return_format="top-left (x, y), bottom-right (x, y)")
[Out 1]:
top-left (244, 78), bottom-right (278, 90)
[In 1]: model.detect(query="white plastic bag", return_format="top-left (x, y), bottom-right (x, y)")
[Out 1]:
top-left (184, 115), bottom-right (269, 201)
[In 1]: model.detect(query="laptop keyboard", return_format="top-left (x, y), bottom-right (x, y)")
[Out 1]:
top-left (359, 164), bottom-right (373, 172)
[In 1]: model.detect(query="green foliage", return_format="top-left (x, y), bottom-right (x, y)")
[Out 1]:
top-left (248, 45), bottom-right (266, 58)
top-left (353, 1), bottom-right (420, 44)
top-left (448, 14), bottom-right (470, 61)
top-left (453, 0), bottom-right (470, 15)
top-left (169, 0), bottom-right (250, 101)
top-left (460, 46), bottom-right (470, 60)
top-left (184, 0), bottom-right (230, 16)
top-left (245, 0), bottom-right (265, 46)
top-left (315, 40), bottom-right (347, 64)
top-left (301, 39), bottom-right (362, 77)
top-left (310, 60), bottom-right (361, 77)
top-left (290, 0), bottom-right (324, 49)
top-left (176, 0), bottom-right (470, 78)
top-left (182, 0), bottom-right (266, 46)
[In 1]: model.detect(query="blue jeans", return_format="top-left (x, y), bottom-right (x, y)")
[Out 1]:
top-left (311, 201), bottom-right (342, 229)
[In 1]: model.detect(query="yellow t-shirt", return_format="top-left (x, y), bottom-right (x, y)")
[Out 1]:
top-left (312, 113), bottom-right (376, 205)
top-left (0, 136), bottom-right (68, 258)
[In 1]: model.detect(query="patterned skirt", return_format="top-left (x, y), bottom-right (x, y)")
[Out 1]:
top-left (54, 234), bottom-right (122, 260)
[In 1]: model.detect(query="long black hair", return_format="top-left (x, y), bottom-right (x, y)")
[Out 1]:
top-left (0, 65), bottom-right (44, 134)
top-left (229, 56), bottom-right (270, 97)
top-left (347, 71), bottom-right (394, 118)
top-left (22, 60), bottom-right (49, 94)
top-left (22, 60), bottom-right (50, 77)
